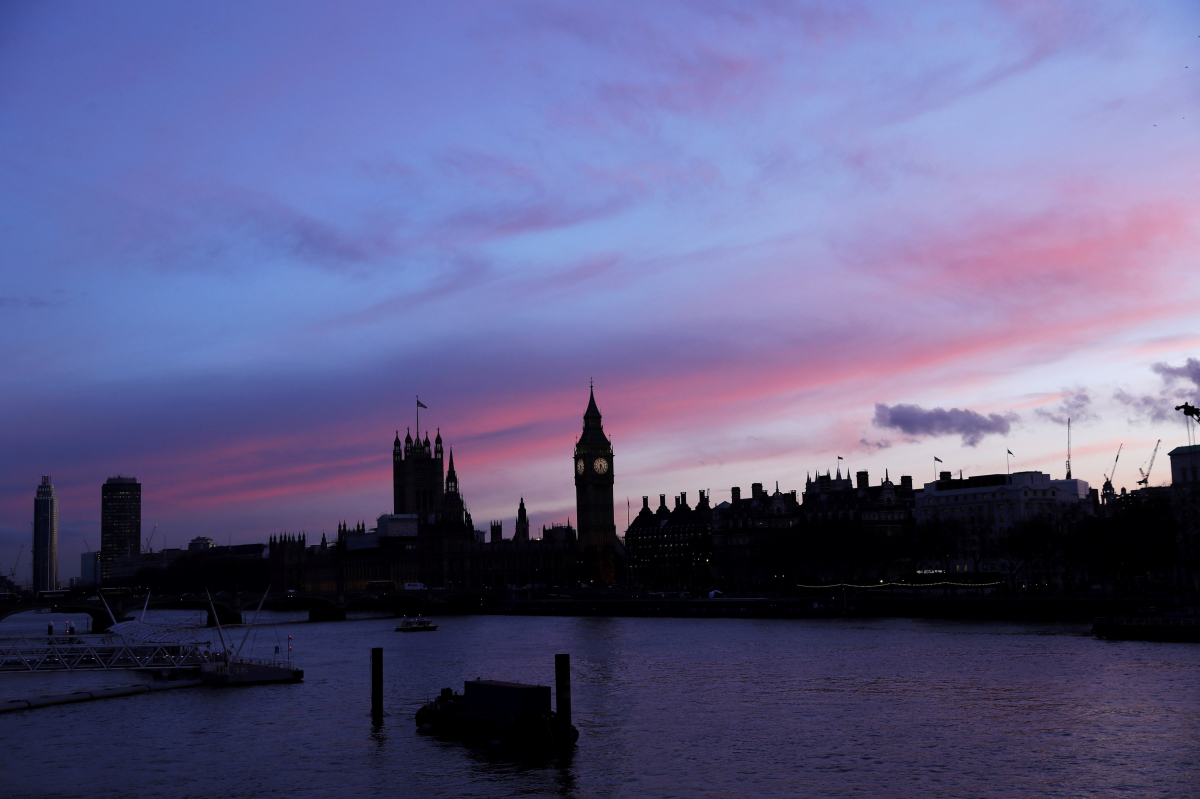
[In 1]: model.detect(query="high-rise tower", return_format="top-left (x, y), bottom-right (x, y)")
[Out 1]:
top-left (101, 476), bottom-right (140, 585)
top-left (32, 476), bottom-right (58, 593)
top-left (574, 386), bottom-right (617, 583)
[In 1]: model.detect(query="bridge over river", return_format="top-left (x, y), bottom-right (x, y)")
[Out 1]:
top-left (0, 588), bottom-right (497, 630)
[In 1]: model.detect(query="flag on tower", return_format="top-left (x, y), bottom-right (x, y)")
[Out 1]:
top-left (934, 456), bottom-right (943, 463)
top-left (417, 398), bottom-right (428, 409)
top-left (1007, 449), bottom-right (1013, 456)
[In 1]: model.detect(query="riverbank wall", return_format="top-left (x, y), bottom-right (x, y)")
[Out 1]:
top-left (481, 595), bottom-right (1193, 623)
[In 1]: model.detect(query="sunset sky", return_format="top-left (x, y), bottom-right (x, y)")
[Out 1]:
top-left (2, 1), bottom-right (1199, 581)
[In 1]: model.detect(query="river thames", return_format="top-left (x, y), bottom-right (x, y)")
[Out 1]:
top-left (2, 613), bottom-right (1198, 798)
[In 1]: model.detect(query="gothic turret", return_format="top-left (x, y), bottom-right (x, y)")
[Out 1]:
top-left (446, 449), bottom-right (459, 495)
top-left (515, 497), bottom-right (530, 542)
top-left (395, 424), bottom-right (444, 515)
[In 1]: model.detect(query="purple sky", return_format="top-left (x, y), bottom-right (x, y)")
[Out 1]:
top-left (2, 1), bottom-right (1200, 582)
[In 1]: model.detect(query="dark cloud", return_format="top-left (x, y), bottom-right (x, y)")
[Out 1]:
top-left (1113, 389), bottom-right (1174, 422)
top-left (873, 403), bottom-right (1017, 447)
top-left (858, 438), bottom-right (892, 451)
top-left (1115, 357), bottom-right (1200, 423)
top-left (0, 296), bottom-right (52, 309)
top-left (216, 190), bottom-right (400, 269)
top-left (1151, 357), bottom-right (1200, 396)
top-left (1035, 389), bottom-right (1096, 425)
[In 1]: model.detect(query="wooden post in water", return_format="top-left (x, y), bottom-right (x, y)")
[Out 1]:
top-left (371, 647), bottom-right (383, 722)
top-left (555, 653), bottom-right (571, 727)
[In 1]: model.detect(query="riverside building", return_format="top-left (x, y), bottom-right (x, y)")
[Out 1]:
top-left (915, 470), bottom-right (1091, 574)
top-left (802, 469), bottom-right (916, 536)
top-left (625, 491), bottom-right (715, 592)
top-left (1169, 444), bottom-right (1200, 496)
top-left (710, 483), bottom-right (803, 592)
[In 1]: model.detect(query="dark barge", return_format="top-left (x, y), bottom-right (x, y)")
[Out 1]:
top-left (416, 653), bottom-right (578, 754)
top-left (1093, 614), bottom-right (1200, 643)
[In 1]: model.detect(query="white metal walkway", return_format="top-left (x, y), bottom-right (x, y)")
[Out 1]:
top-left (0, 636), bottom-right (218, 672)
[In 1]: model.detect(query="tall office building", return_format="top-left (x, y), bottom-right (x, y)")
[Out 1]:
top-left (32, 476), bottom-right (58, 593)
top-left (80, 551), bottom-right (101, 587)
top-left (100, 476), bottom-right (141, 585)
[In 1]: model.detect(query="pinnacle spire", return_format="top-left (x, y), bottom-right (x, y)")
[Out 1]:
top-left (445, 447), bottom-right (459, 495)
top-left (584, 384), bottom-right (601, 421)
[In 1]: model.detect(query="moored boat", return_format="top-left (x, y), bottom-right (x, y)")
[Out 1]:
top-left (197, 587), bottom-right (305, 684)
top-left (416, 653), bottom-right (577, 755)
top-left (396, 617), bottom-right (438, 632)
top-left (1093, 614), bottom-right (1200, 643)
top-left (199, 657), bottom-right (304, 684)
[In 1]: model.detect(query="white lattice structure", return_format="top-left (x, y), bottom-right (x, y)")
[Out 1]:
top-left (0, 636), bottom-right (218, 672)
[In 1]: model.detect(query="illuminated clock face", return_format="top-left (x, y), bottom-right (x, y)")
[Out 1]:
top-left (593, 457), bottom-right (609, 474)
top-left (576, 458), bottom-right (585, 475)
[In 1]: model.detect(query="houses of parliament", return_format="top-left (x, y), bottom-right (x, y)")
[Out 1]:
top-left (269, 388), bottom-right (625, 591)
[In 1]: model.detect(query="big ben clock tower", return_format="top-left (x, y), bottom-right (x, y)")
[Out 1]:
top-left (574, 384), bottom-right (617, 584)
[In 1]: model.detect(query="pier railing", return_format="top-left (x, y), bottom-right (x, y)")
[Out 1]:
top-left (0, 636), bottom-right (218, 673)
top-left (227, 654), bottom-right (294, 668)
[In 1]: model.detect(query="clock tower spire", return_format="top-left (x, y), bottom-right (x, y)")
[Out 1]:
top-left (574, 384), bottom-right (618, 584)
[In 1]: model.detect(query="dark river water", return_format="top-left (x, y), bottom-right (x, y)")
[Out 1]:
top-left (2, 611), bottom-right (1199, 798)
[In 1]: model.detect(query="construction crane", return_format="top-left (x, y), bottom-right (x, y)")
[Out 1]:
top-left (1137, 439), bottom-right (1161, 487)
top-left (1101, 443), bottom-right (1122, 505)
top-left (1104, 443), bottom-right (1122, 483)
top-left (8, 544), bottom-right (23, 581)
top-left (143, 523), bottom-right (158, 554)
top-left (1065, 418), bottom-right (1072, 479)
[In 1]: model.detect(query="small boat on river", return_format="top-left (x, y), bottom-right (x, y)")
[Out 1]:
top-left (396, 617), bottom-right (437, 632)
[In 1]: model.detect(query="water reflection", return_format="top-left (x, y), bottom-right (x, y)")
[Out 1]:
top-left (2, 614), bottom-right (1198, 799)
